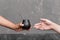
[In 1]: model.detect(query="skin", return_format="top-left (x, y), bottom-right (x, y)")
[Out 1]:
top-left (34, 18), bottom-right (60, 33)
top-left (1, 15), bottom-right (60, 33)
top-left (0, 16), bottom-right (24, 31)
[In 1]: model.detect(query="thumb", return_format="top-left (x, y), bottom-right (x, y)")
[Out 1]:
top-left (40, 18), bottom-right (53, 25)
top-left (20, 23), bottom-right (24, 26)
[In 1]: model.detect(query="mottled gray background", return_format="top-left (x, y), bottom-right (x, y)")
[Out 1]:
top-left (0, 0), bottom-right (60, 34)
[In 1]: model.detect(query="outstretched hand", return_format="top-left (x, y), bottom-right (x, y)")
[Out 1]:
top-left (34, 18), bottom-right (59, 30)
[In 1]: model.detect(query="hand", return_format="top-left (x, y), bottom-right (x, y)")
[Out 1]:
top-left (14, 23), bottom-right (24, 32)
top-left (34, 18), bottom-right (58, 30)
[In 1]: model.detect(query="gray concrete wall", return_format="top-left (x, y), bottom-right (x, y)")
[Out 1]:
top-left (0, 0), bottom-right (60, 34)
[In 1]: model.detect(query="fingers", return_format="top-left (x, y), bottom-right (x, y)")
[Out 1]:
top-left (34, 23), bottom-right (45, 30)
top-left (40, 18), bottom-right (53, 25)
top-left (17, 23), bottom-right (24, 28)
top-left (15, 28), bottom-right (23, 32)
top-left (34, 23), bottom-right (51, 30)
top-left (34, 18), bottom-right (53, 30)
top-left (34, 23), bottom-right (41, 29)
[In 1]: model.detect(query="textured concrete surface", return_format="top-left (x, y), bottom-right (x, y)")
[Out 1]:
top-left (0, 0), bottom-right (60, 34)
top-left (0, 33), bottom-right (60, 40)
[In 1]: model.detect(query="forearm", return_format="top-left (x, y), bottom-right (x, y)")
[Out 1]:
top-left (0, 16), bottom-right (19, 30)
top-left (51, 23), bottom-right (60, 33)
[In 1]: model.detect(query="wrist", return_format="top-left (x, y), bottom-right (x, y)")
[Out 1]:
top-left (15, 24), bottom-right (21, 29)
top-left (15, 24), bottom-right (23, 29)
top-left (51, 23), bottom-right (60, 30)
